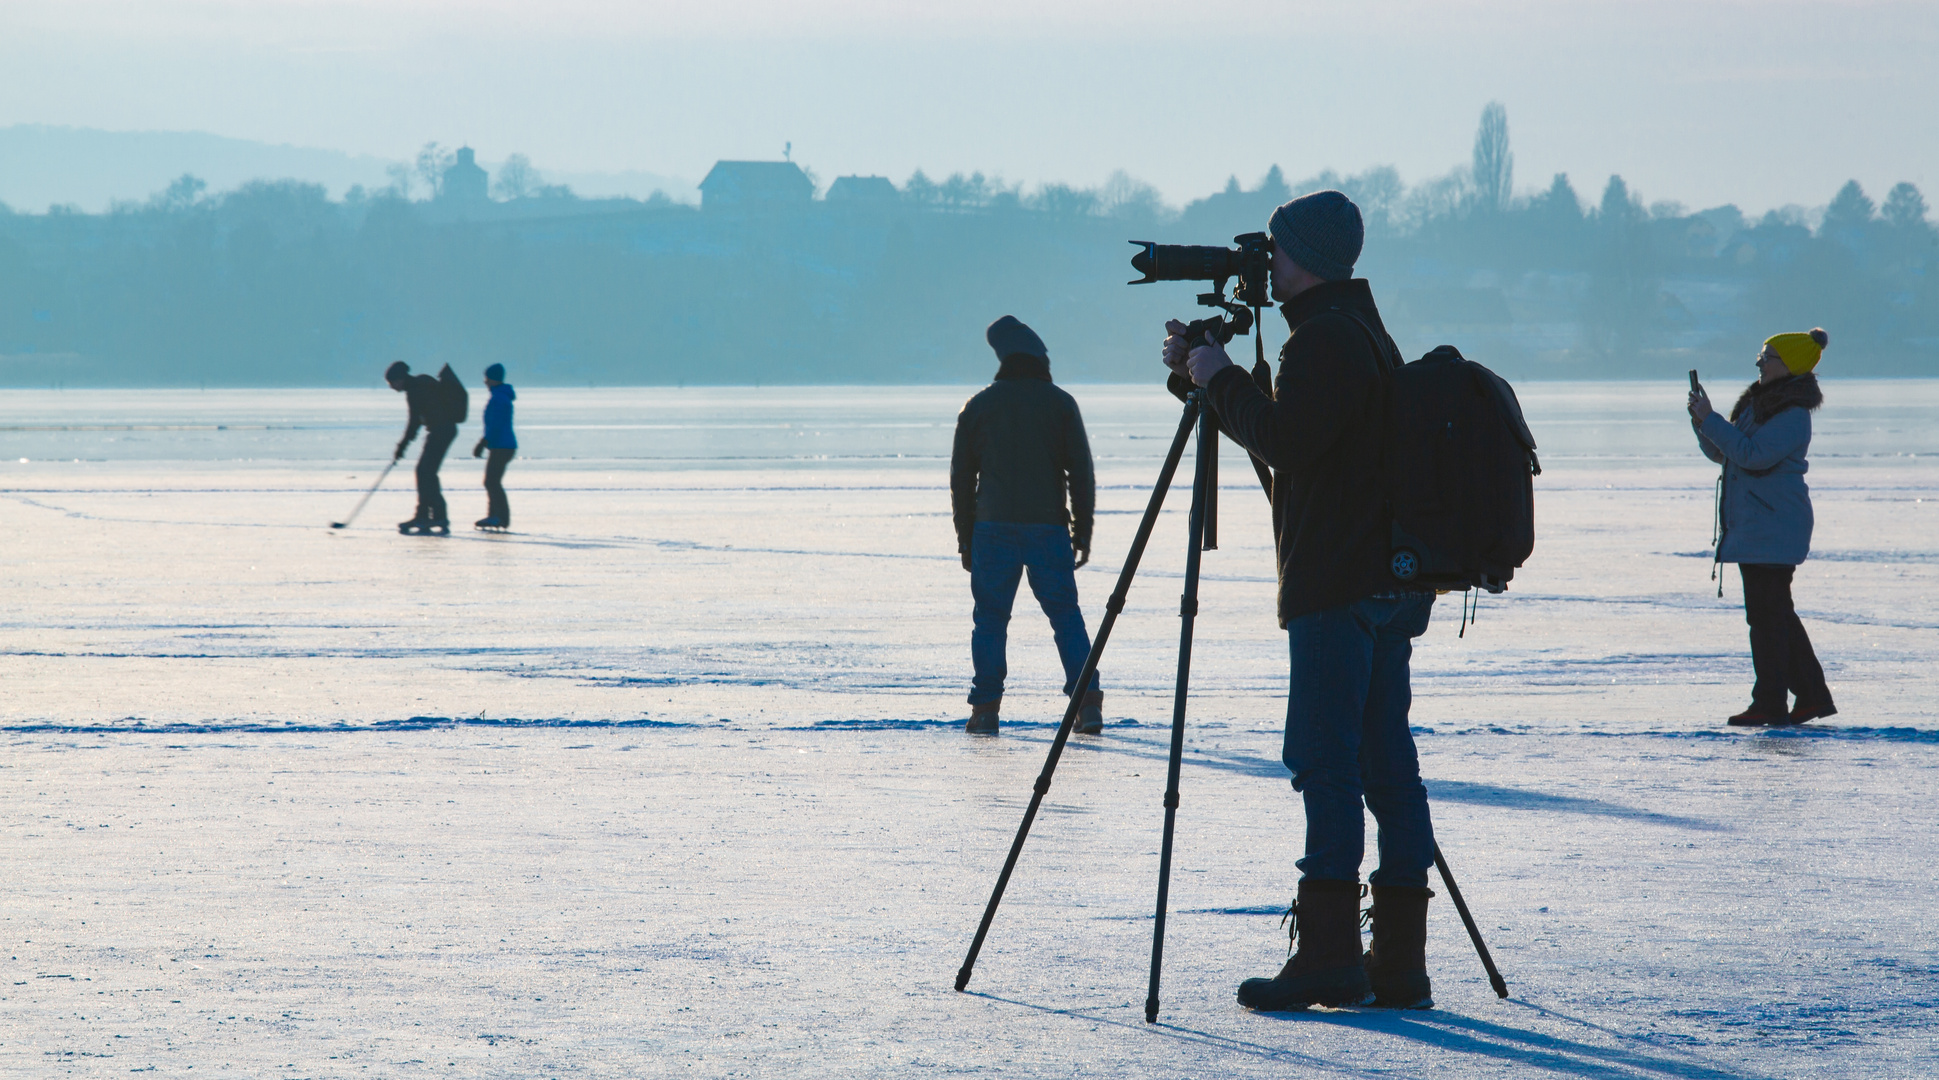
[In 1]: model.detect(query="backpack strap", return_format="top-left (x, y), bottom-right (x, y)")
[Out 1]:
top-left (1329, 306), bottom-right (1404, 375)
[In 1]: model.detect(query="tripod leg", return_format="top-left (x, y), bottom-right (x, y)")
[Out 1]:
top-left (956, 396), bottom-right (1201, 993)
top-left (1433, 843), bottom-right (1509, 998)
top-left (1144, 393), bottom-right (1216, 1024)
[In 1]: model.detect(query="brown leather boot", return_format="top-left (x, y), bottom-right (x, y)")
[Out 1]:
top-left (1365, 885), bottom-right (1434, 1009)
top-left (965, 700), bottom-right (1000, 734)
top-left (1075, 690), bottom-right (1105, 735)
top-left (1236, 879), bottom-right (1372, 1011)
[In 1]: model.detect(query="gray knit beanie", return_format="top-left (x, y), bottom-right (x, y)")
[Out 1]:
top-left (1269, 190), bottom-right (1364, 282)
top-left (985, 315), bottom-right (1048, 362)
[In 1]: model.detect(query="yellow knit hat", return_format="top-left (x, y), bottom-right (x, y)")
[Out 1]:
top-left (1764, 328), bottom-right (1829, 375)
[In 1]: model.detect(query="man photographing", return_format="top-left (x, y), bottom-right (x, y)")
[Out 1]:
top-left (1162, 190), bottom-right (1439, 1011)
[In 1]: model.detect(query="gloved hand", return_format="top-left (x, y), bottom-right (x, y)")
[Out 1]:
top-left (1185, 334), bottom-right (1234, 387)
top-left (394, 439), bottom-right (407, 461)
top-left (961, 548), bottom-right (972, 572)
top-left (473, 438), bottom-right (486, 458)
top-left (1075, 546), bottom-right (1090, 569)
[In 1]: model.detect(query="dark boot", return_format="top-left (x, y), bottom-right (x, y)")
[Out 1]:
top-left (1236, 879), bottom-right (1371, 1011)
top-left (1727, 706), bottom-right (1783, 727)
top-left (965, 700), bottom-right (999, 735)
top-left (1365, 885), bottom-right (1434, 1009)
top-left (1779, 699), bottom-right (1837, 725)
top-left (1075, 689), bottom-right (1104, 735)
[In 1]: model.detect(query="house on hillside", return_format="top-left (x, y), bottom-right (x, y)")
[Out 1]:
top-left (698, 161), bottom-right (814, 210)
top-left (442, 147), bottom-right (489, 203)
top-left (825, 175), bottom-right (898, 204)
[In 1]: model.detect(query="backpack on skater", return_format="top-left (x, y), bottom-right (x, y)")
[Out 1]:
top-left (431, 364), bottom-right (469, 426)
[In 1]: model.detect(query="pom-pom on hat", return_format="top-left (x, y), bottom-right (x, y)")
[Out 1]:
top-left (1765, 327), bottom-right (1829, 375)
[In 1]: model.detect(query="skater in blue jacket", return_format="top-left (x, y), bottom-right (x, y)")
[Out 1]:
top-left (472, 363), bottom-right (517, 530)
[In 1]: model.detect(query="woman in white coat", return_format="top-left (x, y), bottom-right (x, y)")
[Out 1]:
top-left (1688, 328), bottom-right (1834, 727)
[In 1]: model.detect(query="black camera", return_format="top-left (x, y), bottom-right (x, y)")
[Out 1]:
top-left (1129, 231), bottom-right (1272, 308)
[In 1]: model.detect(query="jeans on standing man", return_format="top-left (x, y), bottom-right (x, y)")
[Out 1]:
top-left (968, 522), bottom-right (1099, 707)
top-left (951, 316), bottom-right (1102, 736)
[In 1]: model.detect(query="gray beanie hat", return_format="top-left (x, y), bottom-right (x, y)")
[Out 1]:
top-left (1269, 190), bottom-right (1364, 282)
top-left (986, 315), bottom-right (1048, 362)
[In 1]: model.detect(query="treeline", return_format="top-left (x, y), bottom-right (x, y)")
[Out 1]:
top-left (1, 107), bottom-right (1934, 386)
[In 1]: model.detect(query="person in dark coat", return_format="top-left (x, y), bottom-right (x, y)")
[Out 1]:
top-left (951, 316), bottom-right (1102, 736)
top-left (1165, 190), bottom-right (1435, 1012)
top-left (472, 363), bottom-right (517, 530)
top-left (1688, 329), bottom-right (1834, 726)
top-left (386, 361), bottom-right (457, 533)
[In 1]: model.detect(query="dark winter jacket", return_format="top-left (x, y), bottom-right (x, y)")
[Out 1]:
top-left (1695, 373), bottom-right (1821, 566)
top-left (483, 383), bottom-right (517, 450)
top-left (950, 354), bottom-right (1096, 552)
top-left (1201, 279), bottom-right (1401, 625)
top-left (401, 373), bottom-right (454, 444)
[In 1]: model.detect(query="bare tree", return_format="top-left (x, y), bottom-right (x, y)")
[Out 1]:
top-left (493, 153), bottom-right (541, 200)
top-left (415, 142), bottom-right (454, 200)
top-left (1471, 101), bottom-right (1513, 214)
top-left (1098, 170), bottom-right (1167, 220)
top-left (383, 163), bottom-right (415, 200)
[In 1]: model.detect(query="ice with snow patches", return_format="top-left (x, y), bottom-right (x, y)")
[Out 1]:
top-left (0, 382), bottom-right (1934, 1075)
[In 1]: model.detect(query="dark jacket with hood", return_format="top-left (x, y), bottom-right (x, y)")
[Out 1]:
top-left (1200, 279), bottom-right (1401, 626)
top-left (400, 373), bottom-right (454, 444)
top-left (950, 354), bottom-right (1096, 553)
top-left (1694, 373), bottom-right (1821, 565)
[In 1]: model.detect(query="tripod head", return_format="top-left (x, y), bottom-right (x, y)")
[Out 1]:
top-left (1179, 291), bottom-right (1255, 350)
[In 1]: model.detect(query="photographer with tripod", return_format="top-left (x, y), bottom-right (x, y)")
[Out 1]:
top-left (1163, 190), bottom-right (1439, 1012)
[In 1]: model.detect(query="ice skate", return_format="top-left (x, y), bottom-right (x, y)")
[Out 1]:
top-left (475, 516), bottom-right (507, 532)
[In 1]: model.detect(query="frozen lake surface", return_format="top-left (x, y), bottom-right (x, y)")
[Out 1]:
top-left (2, 382), bottom-right (1935, 1077)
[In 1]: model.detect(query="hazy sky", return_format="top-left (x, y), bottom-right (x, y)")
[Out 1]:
top-left (4, 0), bottom-right (1935, 213)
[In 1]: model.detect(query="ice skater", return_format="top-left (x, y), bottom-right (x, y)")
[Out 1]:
top-left (1166, 190), bottom-right (1437, 1011)
top-left (950, 315), bottom-right (1103, 737)
top-left (386, 361), bottom-right (461, 535)
top-left (472, 363), bottom-right (517, 531)
top-left (1688, 328), bottom-right (1835, 726)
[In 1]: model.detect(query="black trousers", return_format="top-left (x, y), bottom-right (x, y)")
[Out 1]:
top-left (483, 447), bottom-right (515, 524)
top-left (415, 424), bottom-right (457, 521)
top-left (1740, 564), bottom-right (1832, 713)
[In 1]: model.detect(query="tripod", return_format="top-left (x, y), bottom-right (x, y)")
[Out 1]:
top-left (954, 389), bottom-right (1509, 1022)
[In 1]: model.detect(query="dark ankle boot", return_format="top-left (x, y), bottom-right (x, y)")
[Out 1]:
top-left (1075, 690), bottom-right (1104, 735)
top-left (1236, 879), bottom-right (1372, 1011)
top-left (1365, 885), bottom-right (1434, 1009)
top-left (965, 700), bottom-right (999, 734)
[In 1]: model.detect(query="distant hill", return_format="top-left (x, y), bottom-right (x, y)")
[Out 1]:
top-left (0, 125), bottom-right (395, 212)
top-left (0, 125), bottom-right (694, 212)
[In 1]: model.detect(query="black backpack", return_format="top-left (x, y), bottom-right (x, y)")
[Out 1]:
top-left (1379, 344), bottom-right (1540, 593)
top-left (432, 364), bottom-right (469, 426)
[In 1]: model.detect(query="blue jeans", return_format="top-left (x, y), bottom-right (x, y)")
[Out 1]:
top-left (968, 522), bottom-right (1099, 706)
top-left (1285, 593), bottom-right (1436, 888)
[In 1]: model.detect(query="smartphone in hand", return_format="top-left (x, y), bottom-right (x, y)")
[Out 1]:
top-left (1688, 369), bottom-right (1701, 393)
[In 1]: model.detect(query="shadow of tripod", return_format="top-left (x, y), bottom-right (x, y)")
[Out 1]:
top-left (954, 388), bottom-right (1509, 1023)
